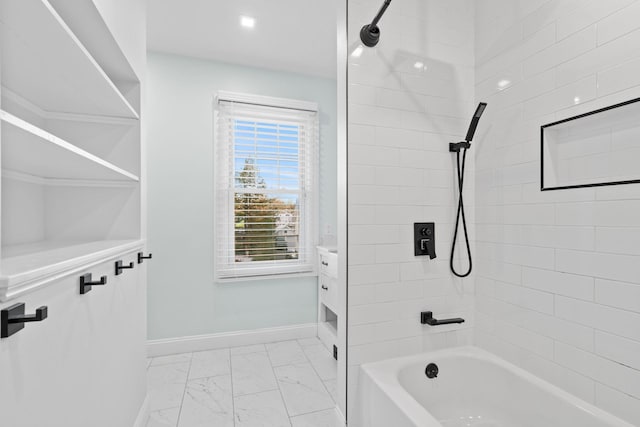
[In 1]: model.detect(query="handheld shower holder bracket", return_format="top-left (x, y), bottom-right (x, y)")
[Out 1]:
top-left (449, 141), bottom-right (471, 152)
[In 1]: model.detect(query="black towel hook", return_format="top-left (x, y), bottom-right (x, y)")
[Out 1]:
top-left (1, 303), bottom-right (48, 338)
top-left (80, 273), bottom-right (108, 294)
top-left (115, 260), bottom-right (134, 276)
top-left (137, 252), bottom-right (153, 264)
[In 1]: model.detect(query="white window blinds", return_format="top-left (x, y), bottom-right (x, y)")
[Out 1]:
top-left (214, 92), bottom-right (318, 279)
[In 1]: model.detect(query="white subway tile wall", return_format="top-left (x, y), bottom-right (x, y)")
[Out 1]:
top-left (347, 0), bottom-right (476, 415)
top-left (475, 1), bottom-right (640, 425)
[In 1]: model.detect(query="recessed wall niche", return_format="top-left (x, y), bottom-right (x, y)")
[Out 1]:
top-left (541, 97), bottom-right (640, 191)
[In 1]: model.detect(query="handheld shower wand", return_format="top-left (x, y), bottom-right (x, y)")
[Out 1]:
top-left (360, 0), bottom-right (392, 47)
top-left (449, 102), bottom-right (487, 278)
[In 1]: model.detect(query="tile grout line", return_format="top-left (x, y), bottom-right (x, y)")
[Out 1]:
top-left (149, 340), bottom-right (337, 426)
top-left (175, 352), bottom-right (193, 427)
top-left (229, 346), bottom-right (279, 395)
top-left (145, 353), bottom-right (192, 427)
top-left (228, 348), bottom-right (237, 427)
top-left (145, 354), bottom-right (191, 427)
top-left (290, 406), bottom-right (342, 423)
top-left (299, 340), bottom-right (340, 409)
top-left (264, 342), bottom-right (295, 427)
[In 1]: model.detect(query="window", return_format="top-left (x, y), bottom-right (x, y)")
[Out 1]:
top-left (214, 91), bottom-right (318, 279)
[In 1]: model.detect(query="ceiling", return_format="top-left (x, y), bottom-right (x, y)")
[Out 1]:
top-left (147, 0), bottom-right (337, 79)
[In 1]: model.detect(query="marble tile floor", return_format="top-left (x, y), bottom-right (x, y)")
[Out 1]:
top-left (146, 337), bottom-right (343, 427)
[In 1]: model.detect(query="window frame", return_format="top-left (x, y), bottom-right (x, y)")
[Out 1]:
top-left (213, 91), bottom-right (319, 280)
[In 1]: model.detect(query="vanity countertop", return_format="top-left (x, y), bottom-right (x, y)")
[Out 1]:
top-left (317, 246), bottom-right (338, 255)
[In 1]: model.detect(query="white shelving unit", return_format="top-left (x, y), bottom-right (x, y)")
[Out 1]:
top-left (1, 111), bottom-right (139, 183)
top-left (0, 2), bottom-right (147, 425)
top-left (0, 0), bottom-right (144, 301)
top-left (0, 0), bottom-right (139, 118)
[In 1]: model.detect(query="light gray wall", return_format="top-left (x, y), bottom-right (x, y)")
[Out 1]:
top-left (146, 52), bottom-right (337, 340)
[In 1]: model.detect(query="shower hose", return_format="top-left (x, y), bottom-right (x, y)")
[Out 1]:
top-left (450, 147), bottom-right (472, 278)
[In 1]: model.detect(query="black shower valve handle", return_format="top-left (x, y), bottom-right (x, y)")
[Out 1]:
top-left (420, 311), bottom-right (465, 326)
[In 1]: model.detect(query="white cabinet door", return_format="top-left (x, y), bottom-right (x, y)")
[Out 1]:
top-left (0, 251), bottom-right (147, 427)
top-left (319, 273), bottom-right (338, 312)
top-left (319, 251), bottom-right (338, 278)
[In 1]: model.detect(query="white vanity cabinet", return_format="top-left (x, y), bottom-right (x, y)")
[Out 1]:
top-left (317, 247), bottom-right (339, 356)
top-left (0, 1), bottom-right (147, 425)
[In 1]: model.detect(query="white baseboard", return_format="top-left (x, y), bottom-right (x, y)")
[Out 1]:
top-left (147, 323), bottom-right (318, 357)
top-left (133, 394), bottom-right (149, 427)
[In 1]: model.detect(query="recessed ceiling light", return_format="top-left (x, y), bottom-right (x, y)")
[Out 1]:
top-left (574, 96), bottom-right (581, 104)
top-left (414, 61), bottom-right (425, 70)
top-left (351, 45), bottom-right (364, 58)
top-left (240, 15), bottom-right (255, 29)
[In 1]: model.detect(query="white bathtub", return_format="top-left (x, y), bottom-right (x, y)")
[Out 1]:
top-left (354, 346), bottom-right (633, 427)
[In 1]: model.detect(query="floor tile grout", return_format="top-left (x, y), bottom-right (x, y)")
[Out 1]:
top-left (289, 406), bottom-right (341, 421)
top-left (300, 342), bottom-right (339, 403)
top-left (147, 338), bottom-right (338, 427)
top-left (174, 354), bottom-right (192, 427)
top-left (228, 348), bottom-right (236, 427)
top-left (264, 343), bottom-right (294, 426)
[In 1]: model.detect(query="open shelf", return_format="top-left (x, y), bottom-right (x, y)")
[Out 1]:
top-left (48, 0), bottom-right (139, 86)
top-left (319, 304), bottom-right (338, 339)
top-left (324, 319), bottom-right (338, 335)
top-left (0, 239), bottom-right (144, 301)
top-left (1, 110), bottom-right (139, 183)
top-left (0, 0), bottom-right (139, 118)
top-left (318, 320), bottom-right (338, 355)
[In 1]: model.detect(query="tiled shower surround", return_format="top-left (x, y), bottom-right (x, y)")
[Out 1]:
top-left (347, 0), bottom-right (476, 414)
top-left (474, 1), bottom-right (640, 425)
top-left (347, 0), bottom-right (640, 424)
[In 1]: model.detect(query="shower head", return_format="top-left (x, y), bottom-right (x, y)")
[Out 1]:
top-left (464, 102), bottom-right (488, 143)
top-left (360, 0), bottom-right (392, 47)
top-left (449, 102), bottom-right (488, 153)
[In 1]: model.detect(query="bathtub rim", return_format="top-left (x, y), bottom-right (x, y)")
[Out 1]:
top-left (359, 345), bottom-right (635, 427)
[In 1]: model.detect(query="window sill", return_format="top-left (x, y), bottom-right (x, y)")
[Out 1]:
top-left (214, 271), bottom-right (318, 284)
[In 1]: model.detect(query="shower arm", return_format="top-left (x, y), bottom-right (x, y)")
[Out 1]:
top-left (369, 0), bottom-right (392, 28)
top-left (361, 0), bottom-right (393, 47)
